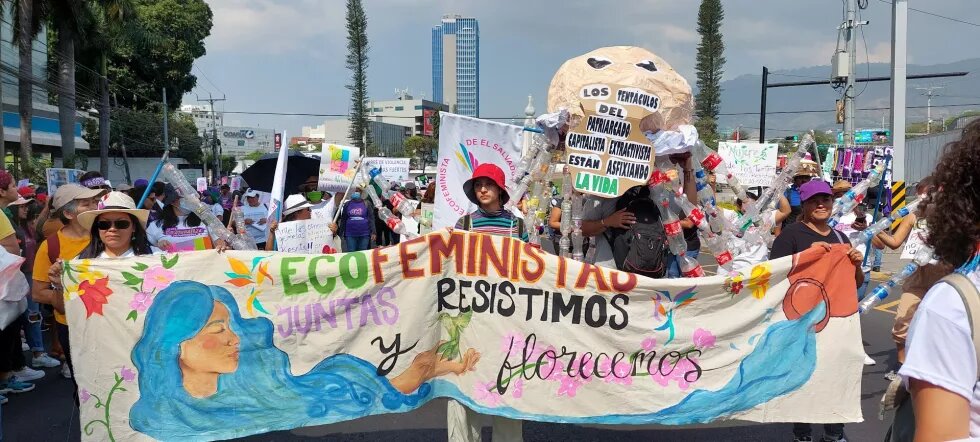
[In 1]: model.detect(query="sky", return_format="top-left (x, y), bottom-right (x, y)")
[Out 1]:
top-left (183, 0), bottom-right (980, 137)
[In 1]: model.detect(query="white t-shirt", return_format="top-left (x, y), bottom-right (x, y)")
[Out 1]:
top-left (96, 247), bottom-right (163, 258)
top-left (722, 208), bottom-right (773, 272)
top-left (310, 198), bottom-right (336, 222)
top-left (900, 269), bottom-right (980, 437)
top-left (146, 216), bottom-right (213, 252)
top-left (241, 203), bottom-right (269, 244)
top-left (211, 203), bottom-right (224, 218)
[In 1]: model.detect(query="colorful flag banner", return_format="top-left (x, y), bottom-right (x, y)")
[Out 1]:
top-left (318, 143), bottom-right (361, 193)
top-left (434, 113), bottom-right (523, 229)
top-left (66, 231), bottom-right (862, 441)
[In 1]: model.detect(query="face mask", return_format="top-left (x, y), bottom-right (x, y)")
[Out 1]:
top-left (305, 191), bottom-right (323, 203)
top-left (351, 192), bottom-right (361, 200)
top-left (175, 199), bottom-right (194, 216)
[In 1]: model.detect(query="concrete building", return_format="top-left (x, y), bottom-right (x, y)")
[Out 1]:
top-left (301, 119), bottom-right (407, 157)
top-left (179, 104), bottom-right (223, 134)
top-left (1, 12), bottom-right (89, 166)
top-left (432, 14), bottom-right (479, 117)
top-left (367, 90), bottom-right (448, 136)
top-left (216, 126), bottom-right (276, 159)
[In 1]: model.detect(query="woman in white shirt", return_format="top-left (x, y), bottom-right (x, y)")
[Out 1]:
top-left (146, 185), bottom-right (228, 253)
top-left (899, 120), bottom-right (980, 440)
top-left (75, 192), bottom-right (156, 259)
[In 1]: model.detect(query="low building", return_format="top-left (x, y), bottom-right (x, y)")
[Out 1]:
top-left (366, 91), bottom-right (448, 137)
top-left (179, 104), bottom-right (223, 134)
top-left (216, 126), bottom-right (276, 159)
top-left (301, 119), bottom-right (408, 157)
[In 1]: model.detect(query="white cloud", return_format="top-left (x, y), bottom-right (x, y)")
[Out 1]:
top-left (205, 0), bottom-right (346, 54)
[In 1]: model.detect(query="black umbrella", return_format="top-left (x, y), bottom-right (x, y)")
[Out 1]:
top-left (240, 150), bottom-right (321, 193)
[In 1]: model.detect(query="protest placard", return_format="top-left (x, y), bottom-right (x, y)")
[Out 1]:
top-left (196, 177), bottom-right (207, 193)
top-left (900, 227), bottom-right (928, 260)
top-left (318, 144), bottom-right (361, 192)
top-left (434, 113), bottom-right (523, 229)
top-left (45, 168), bottom-right (84, 196)
top-left (68, 231), bottom-right (862, 441)
top-left (363, 157), bottom-right (411, 182)
top-left (717, 142), bottom-right (779, 187)
top-left (274, 218), bottom-right (334, 254)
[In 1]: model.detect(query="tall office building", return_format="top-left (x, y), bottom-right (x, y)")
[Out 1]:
top-left (431, 15), bottom-right (479, 117)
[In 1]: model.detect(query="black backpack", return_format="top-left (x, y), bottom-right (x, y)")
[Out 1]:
top-left (605, 186), bottom-right (668, 278)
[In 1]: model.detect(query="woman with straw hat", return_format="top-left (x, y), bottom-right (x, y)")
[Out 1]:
top-left (75, 192), bottom-right (156, 259)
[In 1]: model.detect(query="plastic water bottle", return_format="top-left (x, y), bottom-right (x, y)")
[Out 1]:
top-left (679, 253), bottom-right (705, 278)
top-left (859, 246), bottom-right (935, 313)
top-left (703, 231), bottom-right (734, 271)
top-left (658, 198), bottom-right (689, 256)
top-left (829, 163), bottom-right (886, 227)
top-left (850, 199), bottom-right (921, 246)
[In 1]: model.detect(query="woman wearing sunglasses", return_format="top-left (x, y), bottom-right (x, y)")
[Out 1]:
top-left (76, 192), bottom-right (157, 259)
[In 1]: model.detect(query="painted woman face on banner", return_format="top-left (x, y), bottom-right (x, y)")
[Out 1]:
top-left (547, 47), bottom-right (694, 198)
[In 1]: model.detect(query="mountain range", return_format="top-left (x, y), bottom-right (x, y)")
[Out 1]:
top-left (716, 58), bottom-right (980, 139)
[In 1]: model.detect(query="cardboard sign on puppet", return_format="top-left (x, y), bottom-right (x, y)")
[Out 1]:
top-left (548, 47), bottom-right (694, 198)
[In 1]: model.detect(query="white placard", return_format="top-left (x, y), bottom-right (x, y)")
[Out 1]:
top-left (317, 144), bottom-right (361, 192)
top-left (717, 142), bottom-right (779, 187)
top-left (274, 219), bottom-right (334, 254)
top-left (900, 228), bottom-right (928, 260)
top-left (196, 177), bottom-right (207, 193)
top-left (363, 157), bottom-right (411, 182)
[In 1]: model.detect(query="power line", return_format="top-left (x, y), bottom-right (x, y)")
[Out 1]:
top-left (194, 66), bottom-right (223, 95)
top-left (875, 0), bottom-right (980, 28)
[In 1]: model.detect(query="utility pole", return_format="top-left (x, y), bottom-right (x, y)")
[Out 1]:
top-left (915, 86), bottom-right (943, 134)
top-left (841, 0), bottom-right (867, 146)
top-left (162, 88), bottom-right (170, 152)
top-left (197, 93), bottom-right (226, 183)
top-left (889, 0), bottom-right (908, 180)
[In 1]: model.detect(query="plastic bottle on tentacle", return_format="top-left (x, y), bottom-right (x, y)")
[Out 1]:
top-left (365, 184), bottom-right (417, 239)
top-left (164, 163), bottom-right (256, 250)
top-left (829, 163), bottom-right (886, 228)
top-left (859, 245), bottom-right (936, 314)
top-left (850, 199), bottom-right (921, 246)
top-left (369, 168), bottom-right (419, 215)
top-left (570, 192), bottom-right (585, 261)
top-left (679, 253), bottom-right (705, 278)
top-left (724, 172), bottom-right (750, 203)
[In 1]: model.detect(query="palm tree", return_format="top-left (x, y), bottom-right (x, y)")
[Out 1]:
top-left (46, 0), bottom-right (84, 168)
top-left (12, 0), bottom-right (40, 177)
top-left (0, 1), bottom-right (7, 171)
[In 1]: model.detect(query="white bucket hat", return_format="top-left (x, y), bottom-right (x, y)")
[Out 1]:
top-left (77, 191), bottom-right (150, 231)
top-left (282, 194), bottom-right (313, 217)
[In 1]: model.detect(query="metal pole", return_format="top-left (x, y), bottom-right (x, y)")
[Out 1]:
top-left (759, 66), bottom-right (768, 143)
top-left (843, 0), bottom-right (857, 146)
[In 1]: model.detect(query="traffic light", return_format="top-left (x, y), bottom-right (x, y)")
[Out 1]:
top-left (784, 135), bottom-right (799, 142)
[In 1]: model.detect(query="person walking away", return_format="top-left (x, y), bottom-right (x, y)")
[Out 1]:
top-left (898, 122), bottom-right (980, 440)
top-left (9, 196), bottom-right (60, 369)
top-left (770, 179), bottom-right (864, 442)
top-left (332, 188), bottom-right (375, 252)
top-left (449, 163), bottom-right (525, 442)
top-left (31, 184), bottom-right (106, 381)
top-left (241, 189), bottom-right (269, 250)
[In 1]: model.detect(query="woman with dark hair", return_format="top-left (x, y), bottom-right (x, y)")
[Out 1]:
top-left (146, 185), bottom-right (228, 253)
top-left (899, 120), bottom-right (980, 440)
top-left (76, 192), bottom-right (156, 259)
top-left (10, 197), bottom-right (60, 368)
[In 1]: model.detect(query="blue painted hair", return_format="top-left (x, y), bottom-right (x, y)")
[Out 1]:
top-left (130, 281), bottom-right (430, 441)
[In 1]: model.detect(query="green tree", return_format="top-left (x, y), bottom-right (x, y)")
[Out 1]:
top-left (431, 111), bottom-right (441, 139)
top-left (85, 106), bottom-right (203, 164)
top-left (105, 0), bottom-right (212, 110)
top-left (46, 0), bottom-right (87, 167)
top-left (403, 135), bottom-right (438, 169)
top-left (14, 0), bottom-right (44, 176)
top-left (244, 150), bottom-right (266, 161)
top-left (693, 0), bottom-right (725, 148)
top-left (345, 0), bottom-right (371, 153)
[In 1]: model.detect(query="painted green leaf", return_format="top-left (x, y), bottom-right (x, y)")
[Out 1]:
top-left (126, 310), bottom-right (138, 321)
top-left (121, 272), bottom-right (142, 286)
top-left (132, 262), bottom-right (149, 271)
top-left (162, 254), bottom-right (179, 269)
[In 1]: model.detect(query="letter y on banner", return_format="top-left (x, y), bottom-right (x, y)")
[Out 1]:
top-left (433, 113), bottom-right (523, 229)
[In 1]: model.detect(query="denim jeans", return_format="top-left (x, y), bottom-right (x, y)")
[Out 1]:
top-left (666, 249), bottom-right (700, 278)
top-left (345, 235), bottom-right (371, 252)
top-left (21, 279), bottom-right (44, 353)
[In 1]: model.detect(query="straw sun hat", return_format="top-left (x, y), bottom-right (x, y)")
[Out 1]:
top-left (77, 191), bottom-right (150, 231)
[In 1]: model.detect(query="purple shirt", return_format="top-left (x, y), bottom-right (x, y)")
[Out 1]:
top-left (343, 199), bottom-right (371, 237)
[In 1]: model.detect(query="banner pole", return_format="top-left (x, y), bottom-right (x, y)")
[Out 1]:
top-left (332, 158), bottom-right (364, 225)
top-left (137, 150), bottom-right (169, 208)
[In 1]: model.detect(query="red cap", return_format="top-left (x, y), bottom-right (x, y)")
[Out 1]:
top-left (463, 163), bottom-right (509, 205)
top-left (17, 186), bottom-right (34, 198)
top-left (36, 193), bottom-right (48, 204)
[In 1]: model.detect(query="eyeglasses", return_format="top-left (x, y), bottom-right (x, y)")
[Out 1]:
top-left (96, 219), bottom-right (132, 230)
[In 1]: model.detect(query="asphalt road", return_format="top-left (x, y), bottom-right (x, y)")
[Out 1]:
top-left (2, 251), bottom-right (906, 442)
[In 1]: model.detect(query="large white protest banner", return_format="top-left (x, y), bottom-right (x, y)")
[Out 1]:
top-left (363, 157), bottom-right (411, 183)
top-left (318, 144), bottom-right (361, 193)
top-left (717, 142), bottom-right (779, 187)
top-left (435, 113), bottom-right (523, 229)
top-left (67, 230), bottom-right (863, 441)
top-left (273, 219), bottom-right (334, 254)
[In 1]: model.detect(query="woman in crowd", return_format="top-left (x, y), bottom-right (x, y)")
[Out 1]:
top-left (146, 185), bottom-right (229, 253)
top-left (10, 196), bottom-right (60, 369)
top-left (770, 179), bottom-right (864, 442)
top-left (264, 194), bottom-right (313, 251)
top-left (899, 120), bottom-right (980, 440)
top-left (76, 192), bottom-right (156, 259)
top-left (334, 187), bottom-right (375, 252)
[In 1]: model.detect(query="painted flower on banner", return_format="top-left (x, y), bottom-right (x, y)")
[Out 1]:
top-left (501, 331), bottom-right (525, 354)
top-left (724, 274), bottom-right (745, 297)
top-left (223, 255), bottom-right (275, 317)
top-left (747, 263), bottom-right (773, 299)
top-left (599, 358), bottom-right (633, 386)
top-left (510, 379), bottom-right (524, 399)
top-left (652, 286), bottom-right (698, 345)
top-left (120, 255), bottom-right (180, 322)
top-left (78, 277), bottom-right (113, 318)
top-left (556, 373), bottom-right (585, 397)
top-left (473, 381), bottom-right (503, 407)
top-left (693, 328), bottom-right (717, 349)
